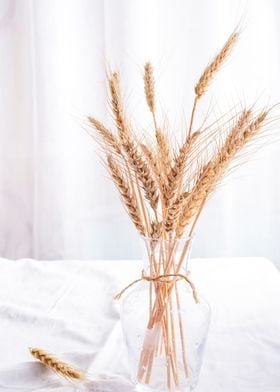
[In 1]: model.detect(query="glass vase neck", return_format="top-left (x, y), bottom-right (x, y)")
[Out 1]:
top-left (141, 236), bottom-right (193, 276)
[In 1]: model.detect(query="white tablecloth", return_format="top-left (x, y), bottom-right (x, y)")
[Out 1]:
top-left (0, 257), bottom-right (279, 392)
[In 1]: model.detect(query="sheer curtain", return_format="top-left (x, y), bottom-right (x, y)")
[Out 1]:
top-left (0, 0), bottom-right (279, 263)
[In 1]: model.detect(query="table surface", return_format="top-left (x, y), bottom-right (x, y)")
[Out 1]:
top-left (0, 257), bottom-right (279, 392)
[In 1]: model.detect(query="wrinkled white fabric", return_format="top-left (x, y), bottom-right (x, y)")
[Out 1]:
top-left (0, 258), bottom-right (279, 391)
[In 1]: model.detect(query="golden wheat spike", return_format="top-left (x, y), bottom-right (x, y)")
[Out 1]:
top-left (176, 109), bottom-right (267, 237)
top-left (122, 140), bottom-right (159, 211)
top-left (195, 31), bottom-right (238, 98)
top-left (107, 155), bottom-right (146, 235)
top-left (155, 128), bottom-right (173, 175)
top-left (29, 347), bottom-right (85, 381)
top-left (108, 72), bottom-right (131, 141)
top-left (140, 143), bottom-right (160, 177)
top-left (144, 62), bottom-right (156, 114)
top-left (88, 116), bottom-right (121, 154)
top-left (150, 220), bottom-right (162, 240)
top-left (165, 192), bottom-right (189, 233)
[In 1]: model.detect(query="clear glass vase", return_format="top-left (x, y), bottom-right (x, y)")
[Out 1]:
top-left (121, 236), bottom-right (211, 392)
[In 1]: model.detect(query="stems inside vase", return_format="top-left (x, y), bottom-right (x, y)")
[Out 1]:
top-left (137, 236), bottom-right (193, 390)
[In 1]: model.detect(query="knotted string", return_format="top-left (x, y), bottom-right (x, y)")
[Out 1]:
top-left (114, 271), bottom-right (199, 303)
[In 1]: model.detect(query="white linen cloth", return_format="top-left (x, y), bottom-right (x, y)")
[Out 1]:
top-left (0, 257), bottom-right (279, 392)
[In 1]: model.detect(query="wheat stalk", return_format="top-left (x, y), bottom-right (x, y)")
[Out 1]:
top-left (107, 155), bottom-right (145, 235)
top-left (140, 143), bottom-right (160, 178)
top-left (176, 109), bottom-right (266, 236)
top-left (122, 139), bottom-right (159, 211)
top-left (156, 128), bottom-right (173, 176)
top-left (195, 31), bottom-right (238, 98)
top-left (187, 30), bottom-right (238, 142)
top-left (150, 220), bottom-right (162, 240)
top-left (108, 72), bottom-right (131, 142)
top-left (29, 347), bottom-right (85, 381)
top-left (166, 131), bottom-right (201, 204)
top-left (165, 192), bottom-right (189, 233)
top-left (88, 116), bottom-right (121, 154)
top-left (144, 62), bottom-right (156, 114)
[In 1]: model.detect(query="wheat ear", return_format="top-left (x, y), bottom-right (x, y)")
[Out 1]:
top-left (140, 143), bottom-right (160, 178)
top-left (176, 109), bottom-right (266, 236)
top-left (108, 72), bottom-right (131, 141)
top-left (122, 140), bottom-right (159, 211)
top-left (29, 347), bottom-right (85, 381)
top-left (165, 192), bottom-right (189, 233)
top-left (144, 62), bottom-right (156, 114)
top-left (107, 155), bottom-right (145, 235)
top-left (162, 131), bottom-right (200, 208)
top-left (150, 220), bottom-right (162, 240)
top-left (156, 128), bottom-right (173, 175)
top-left (88, 116), bottom-right (121, 154)
top-left (195, 31), bottom-right (238, 98)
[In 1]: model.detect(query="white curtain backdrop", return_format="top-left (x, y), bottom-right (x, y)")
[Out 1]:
top-left (0, 0), bottom-right (279, 262)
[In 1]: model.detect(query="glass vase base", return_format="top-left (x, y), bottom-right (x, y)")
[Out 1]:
top-left (136, 384), bottom-right (191, 392)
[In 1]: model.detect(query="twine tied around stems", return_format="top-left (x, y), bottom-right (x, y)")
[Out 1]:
top-left (114, 271), bottom-right (199, 303)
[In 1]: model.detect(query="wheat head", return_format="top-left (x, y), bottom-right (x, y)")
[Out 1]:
top-left (176, 109), bottom-right (267, 236)
top-left (144, 62), bottom-right (156, 114)
top-left (107, 155), bottom-right (145, 235)
top-left (140, 143), bottom-right (160, 178)
top-left (195, 31), bottom-right (238, 98)
top-left (150, 221), bottom-right (162, 240)
top-left (163, 131), bottom-right (200, 207)
top-left (165, 192), bottom-right (189, 233)
top-left (29, 347), bottom-right (85, 381)
top-left (122, 140), bottom-right (159, 211)
top-left (156, 128), bottom-right (173, 176)
top-left (88, 116), bottom-right (121, 154)
top-left (108, 72), bottom-right (131, 141)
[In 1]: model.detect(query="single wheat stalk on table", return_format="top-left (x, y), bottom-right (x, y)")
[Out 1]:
top-left (29, 347), bottom-right (86, 382)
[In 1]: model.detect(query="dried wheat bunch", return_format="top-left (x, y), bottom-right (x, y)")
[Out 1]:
top-left (87, 29), bottom-right (275, 242)
top-left (87, 30), bottom-right (276, 392)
